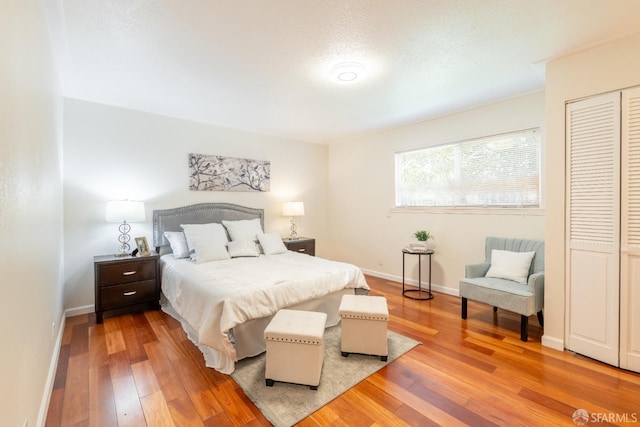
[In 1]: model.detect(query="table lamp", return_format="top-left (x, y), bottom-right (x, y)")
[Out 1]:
top-left (282, 201), bottom-right (304, 240)
top-left (105, 200), bottom-right (146, 256)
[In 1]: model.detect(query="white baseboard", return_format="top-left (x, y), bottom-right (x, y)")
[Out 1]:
top-left (360, 268), bottom-right (460, 297)
top-left (65, 304), bottom-right (94, 318)
top-left (36, 305), bottom-right (95, 427)
top-left (541, 334), bottom-right (564, 351)
top-left (36, 311), bottom-right (66, 427)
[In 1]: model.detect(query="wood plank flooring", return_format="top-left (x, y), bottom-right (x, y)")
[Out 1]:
top-left (46, 275), bottom-right (640, 426)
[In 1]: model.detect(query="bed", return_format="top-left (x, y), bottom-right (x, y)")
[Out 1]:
top-left (152, 203), bottom-right (370, 374)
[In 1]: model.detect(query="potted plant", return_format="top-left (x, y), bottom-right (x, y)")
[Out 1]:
top-left (412, 230), bottom-right (432, 250)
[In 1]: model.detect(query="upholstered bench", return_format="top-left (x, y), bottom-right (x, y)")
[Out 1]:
top-left (339, 294), bottom-right (389, 361)
top-left (264, 309), bottom-right (327, 390)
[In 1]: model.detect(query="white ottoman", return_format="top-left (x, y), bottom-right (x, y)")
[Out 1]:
top-left (339, 295), bottom-right (389, 361)
top-left (264, 309), bottom-right (327, 390)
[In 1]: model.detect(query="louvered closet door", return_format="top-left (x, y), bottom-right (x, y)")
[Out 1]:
top-left (621, 87), bottom-right (640, 372)
top-left (566, 92), bottom-right (621, 366)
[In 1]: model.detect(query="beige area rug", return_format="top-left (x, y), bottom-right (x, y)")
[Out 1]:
top-left (231, 325), bottom-right (421, 427)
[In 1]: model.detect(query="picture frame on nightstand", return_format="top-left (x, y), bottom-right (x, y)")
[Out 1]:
top-left (135, 236), bottom-right (151, 256)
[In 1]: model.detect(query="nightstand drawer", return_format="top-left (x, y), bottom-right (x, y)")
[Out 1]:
top-left (94, 254), bottom-right (160, 323)
top-left (98, 259), bottom-right (156, 285)
top-left (100, 280), bottom-right (157, 310)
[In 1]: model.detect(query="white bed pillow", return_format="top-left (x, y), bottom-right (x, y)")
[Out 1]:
top-left (227, 240), bottom-right (260, 258)
top-left (485, 250), bottom-right (535, 284)
top-left (163, 231), bottom-right (190, 258)
top-left (222, 218), bottom-right (263, 242)
top-left (188, 234), bottom-right (230, 264)
top-left (181, 223), bottom-right (229, 261)
top-left (258, 233), bottom-right (288, 255)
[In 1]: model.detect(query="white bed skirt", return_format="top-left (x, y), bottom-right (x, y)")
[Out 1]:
top-left (161, 287), bottom-right (367, 374)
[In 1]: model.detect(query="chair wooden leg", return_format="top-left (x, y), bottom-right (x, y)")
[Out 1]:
top-left (537, 310), bottom-right (544, 327)
top-left (520, 315), bottom-right (529, 342)
top-left (461, 297), bottom-right (468, 319)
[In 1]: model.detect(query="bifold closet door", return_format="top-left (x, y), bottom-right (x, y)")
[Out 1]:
top-left (566, 92), bottom-right (620, 366)
top-left (621, 87), bottom-right (640, 372)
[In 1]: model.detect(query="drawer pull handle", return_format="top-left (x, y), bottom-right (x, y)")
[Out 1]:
top-left (122, 271), bottom-right (137, 276)
top-left (123, 291), bottom-right (137, 296)
top-left (297, 248), bottom-right (306, 252)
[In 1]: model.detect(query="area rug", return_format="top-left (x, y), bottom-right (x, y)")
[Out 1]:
top-left (231, 325), bottom-right (421, 427)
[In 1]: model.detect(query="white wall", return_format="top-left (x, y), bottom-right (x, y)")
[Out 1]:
top-left (544, 32), bottom-right (640, 349)
top-left (0, 1), bottom-right (64, 426)
top-left (327, 92), bottom-right (545, 293)
top-left (63, 99), bottom-right (329, 310)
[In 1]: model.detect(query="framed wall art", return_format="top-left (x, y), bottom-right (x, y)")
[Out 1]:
top-left (189, 153), bottom-right (270, 192)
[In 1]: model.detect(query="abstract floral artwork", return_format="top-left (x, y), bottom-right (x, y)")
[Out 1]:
top-left (189, 153), bottom-right (270, 192)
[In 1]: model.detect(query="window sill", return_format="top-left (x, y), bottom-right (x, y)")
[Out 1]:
top-left (391, 207), bottom-right (545, 216)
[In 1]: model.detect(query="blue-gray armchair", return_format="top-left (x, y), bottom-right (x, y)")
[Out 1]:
top-left (459, 237), bottom-right (544, 341)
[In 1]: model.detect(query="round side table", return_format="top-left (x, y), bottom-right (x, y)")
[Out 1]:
top-left (402, 248), bottom-right (434, 300)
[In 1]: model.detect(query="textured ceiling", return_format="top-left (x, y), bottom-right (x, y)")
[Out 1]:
top-left (45, 0), bottom-right (640, 143)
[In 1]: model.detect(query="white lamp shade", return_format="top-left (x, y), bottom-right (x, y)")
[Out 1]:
top-left (282, 201), bottom-right (304, 217)
top-left (105, 200), bottom-right (146, 223)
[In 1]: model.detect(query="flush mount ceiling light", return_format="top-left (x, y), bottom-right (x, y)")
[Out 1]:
top-left (330, 62), bottom-right (366, 84)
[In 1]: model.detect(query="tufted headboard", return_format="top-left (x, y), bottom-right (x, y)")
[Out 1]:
top-left (152, 203), bottom-right (264, 254)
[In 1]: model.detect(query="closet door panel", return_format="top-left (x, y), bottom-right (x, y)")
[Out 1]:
top-left (620, 256), bottom-right (640, 371)
top-left (566, 92), bottom-right (620, 366)
top-left (569, 249), bottom-right (618, 343)
top-left (621, 87), bottom-right (640, 372)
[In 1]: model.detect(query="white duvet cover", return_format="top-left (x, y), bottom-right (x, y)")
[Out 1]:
top-left (160, 251), bottom-right (370, 373)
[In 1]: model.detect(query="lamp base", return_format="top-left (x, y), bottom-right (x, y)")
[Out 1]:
top-left (115, 222), bottom-right (132, 257)
top-left (289, 216), bottom-right (299, 240)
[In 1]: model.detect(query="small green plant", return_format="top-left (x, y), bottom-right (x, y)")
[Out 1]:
top-left (414, 230), bottom-right (432, 241)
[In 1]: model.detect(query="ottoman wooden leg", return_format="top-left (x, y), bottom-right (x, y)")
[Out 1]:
top-left (341, 352), bottom-right (349, 357)
top-left (265, 379), bottom-right (274, 387)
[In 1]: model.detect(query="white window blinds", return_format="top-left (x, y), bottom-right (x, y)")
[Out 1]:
top-left (395, 129), bottom-right (541, 208)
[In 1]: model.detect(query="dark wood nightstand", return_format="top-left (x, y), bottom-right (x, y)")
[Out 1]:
top-left (283, 237), bottom-right (316, 256)
top-left (94, 253), bottom-right (160, 323)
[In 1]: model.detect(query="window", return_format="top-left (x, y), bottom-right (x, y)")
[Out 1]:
top-left (395, 128), bottom-right (541, 208)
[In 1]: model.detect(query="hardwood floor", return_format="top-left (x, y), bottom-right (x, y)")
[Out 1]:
top-left (46, 275), bottom-right (640, 426)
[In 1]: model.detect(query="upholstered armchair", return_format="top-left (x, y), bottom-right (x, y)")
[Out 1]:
top-left (459, 237), bottom-right (544, 341)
